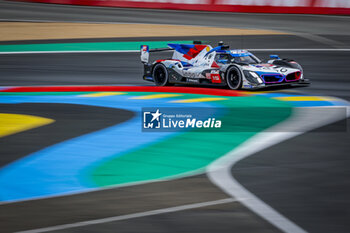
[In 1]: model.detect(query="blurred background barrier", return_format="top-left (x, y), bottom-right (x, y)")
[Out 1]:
top-left (9, 0), bottom-right (350, 15)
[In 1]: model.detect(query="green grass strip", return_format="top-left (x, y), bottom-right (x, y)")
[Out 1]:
top-left (0, 41), bottom-right (192, 52)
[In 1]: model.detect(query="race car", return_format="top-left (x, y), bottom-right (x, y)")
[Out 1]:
top-left (140, 42), bottom-right (310, 90)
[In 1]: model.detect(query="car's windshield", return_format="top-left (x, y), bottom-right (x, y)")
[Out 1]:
top-left (232, 55), bottom-right (258, 64)
top-left (215, 53), bottom-right (258, 64)
top-left (215, 54), bottom-right (231, 64)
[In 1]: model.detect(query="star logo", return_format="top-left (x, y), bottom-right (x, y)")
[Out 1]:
top-left (150, 109), bottom-right (162, 122)
top-left (143, 109), bottom-right (162, 129)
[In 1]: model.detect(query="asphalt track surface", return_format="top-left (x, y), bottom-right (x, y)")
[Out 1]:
top-left (0, 103), bottom-right (134, 167)
top-left (1, 47), bottom-right (350, 100)
top-left (0, 1), bottom-right (350, 233)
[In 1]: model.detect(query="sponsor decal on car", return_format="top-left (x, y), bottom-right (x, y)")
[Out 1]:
top-left (210, 70), bottom-right (222, 83)
top-left (186, 78), bottom-right (200, 83)
top-left (280, 68), bottom-right (288, 73)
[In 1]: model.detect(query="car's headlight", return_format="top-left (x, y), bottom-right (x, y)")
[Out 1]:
top-left (249, 71), bottom-right (263, 83)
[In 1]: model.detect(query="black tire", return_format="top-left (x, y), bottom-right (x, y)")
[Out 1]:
top-left (226, 66), bottom-right (242, 90)
top-left (152, 63), bottom-right (170, 86)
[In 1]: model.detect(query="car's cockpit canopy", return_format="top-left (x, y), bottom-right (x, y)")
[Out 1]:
top-left (214, 51), bottom-right (260, 65)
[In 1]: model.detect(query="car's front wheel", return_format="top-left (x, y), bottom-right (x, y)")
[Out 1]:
top-left (226, 66), bottom-right (242, 90)
top-left (153, 63), bottom-right (170, 86)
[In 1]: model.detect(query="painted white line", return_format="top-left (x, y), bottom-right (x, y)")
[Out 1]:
top-left (248, 48), bottom-right (350, 52)
top-left (15, 198), bottom-right (236, 233)
top-left (207, 103), bottom-right (350, 233)
top-left (1, 48), bottom-right (350, 55)
top-left (0, 50), bottom-right (138, 55)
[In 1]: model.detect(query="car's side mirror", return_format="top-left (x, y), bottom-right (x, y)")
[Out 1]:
top-left (270, 54), bottom-right (280, 59)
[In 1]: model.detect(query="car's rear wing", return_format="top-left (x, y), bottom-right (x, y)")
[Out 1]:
top-left (140, 41), bottom-right (203, 64)
top-left (140, 45), bottom-right (174, 64)
top-left (140, 45), bottom-right (150, 63)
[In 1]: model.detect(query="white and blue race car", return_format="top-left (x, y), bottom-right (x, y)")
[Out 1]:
top-left (141, 42), bottom-right (310, 90)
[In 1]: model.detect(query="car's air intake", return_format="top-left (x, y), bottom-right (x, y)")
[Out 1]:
top-left (261, 74), bottom-right (284, 84)
top-left (285, 71), bottom-right (301, 82)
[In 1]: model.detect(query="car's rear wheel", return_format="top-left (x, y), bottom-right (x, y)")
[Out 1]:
top-left (226, 66), bottom-right (242, 90)
top-left (153, 63), bottom-right (170, 86)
